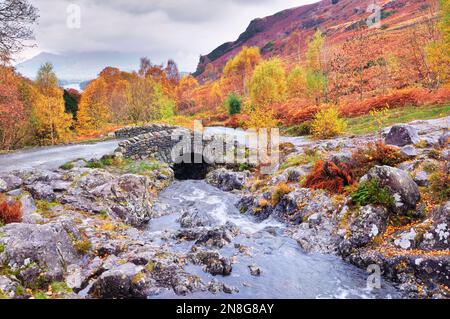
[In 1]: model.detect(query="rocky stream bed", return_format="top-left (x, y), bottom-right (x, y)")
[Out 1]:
top-left (0, 117), bottom-right (448, 299)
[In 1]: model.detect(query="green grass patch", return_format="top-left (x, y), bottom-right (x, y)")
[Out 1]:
top-left (351, 178), bottom-right (395, 207)
top-left (346, 104), bottom-right (450, 135)
top-left (279, 149), bottom-right (321, 171)
top-left (124, 160), bottom-right (162, 175)
top-left (35, 200), bottom-right (61, 218)
top-left (59, 162), bottom-right (75, 170)
top-left (73, 239), bottom-right (92, 255)
top-left (50, 282), bottom-right (73, 294)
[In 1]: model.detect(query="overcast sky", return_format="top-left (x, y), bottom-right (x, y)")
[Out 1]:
top-left (20, 0), bottom-right (316, 71)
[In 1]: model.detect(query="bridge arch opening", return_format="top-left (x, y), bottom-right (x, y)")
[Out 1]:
top-left (172, 153), bottom-right (212, 180)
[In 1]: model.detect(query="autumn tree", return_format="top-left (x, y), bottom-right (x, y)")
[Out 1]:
top-left (109, 79), bottom-right (129, 123)
top-left (125, 75), bottom-right (156, 123)
top-left (205, 81), bottom-right (224, 111)
top-left (32, 63), bottom-right (72, 145)
top-left (244, 105), bottom-right (279, 130)
top-left (306, 30), bottom-right (326, 72)
top-left (153, 83), bottom-right (175, 119)
top-left (223, 46), bottom-right (262, 95)
top-left (287, 66), bottom-right (306, 99)
top-left (176, 75), bottom-right (199, 113)
top-left (35, 62), bottom-right (58, 93)
top-left (165, 59), bottom-right (180, 85)
top-left (77, 78), bottom-right (110, 130)
top-left (0, 0), bottom-right (38, 61)
top-left (249, 58), bottom-right (287, 108)
top-left (342, 25), bottom-right (384, 100)
top-left (0, 66), bottom-right (28, 149)
top-left (426, 0), bottom-right (450, 86)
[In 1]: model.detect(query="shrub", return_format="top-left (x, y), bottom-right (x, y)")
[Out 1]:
top-left (60, 162), bottom-right (74, 170)
top-left (351, 142), bottom-right (404, 179)
top-left (244, 105), bottom-right (279, 130)
top-left (50, 282), bottom-right (73, 295)
top-left (0, 197), bottom-right (22, 224)
top-left (351, 178), bottom-right (395, 207)
top-left (428, 149), bottom-right (441, 160)
top-left (86, 159), bottom-right (106, 169)
top-left (304, 160), bottom-right (354, 194)
top-left (272, 182), bottom-right (292, 205)
top-left (73, 239), bottom-right (92, 255)
top-left (258, 198), bottom-right (269, 208)
top-left (225, 93), bottom-right (242, 115)
top-left (239, 163), bottom-right (251, 171)
top-left (224, 114), bottom-right (250, 128)
top-left (429, 165), bottom-right (450, 202)
top-left (311, 107), bottom-right (346, 139)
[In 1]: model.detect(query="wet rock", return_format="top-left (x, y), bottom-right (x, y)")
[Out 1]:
top-left (23, 170), bottom-right (64, 185)
top-left (26, 182), bottom-right (56, 201)
top-left (330, 151), bottom-right (353, 164)
top-left (338, 205), bottom-right (389, 256)
top-left (60, 195), bottom-right (107, 214)
top-left (150, 262), bottom-right (203, 295)
top-left (0, 174), bottom-right (22, 193)
top-left (400, 145), bottom-right (418, 158)
top-left (19, 194), bottom-right (44, 224)
top-left (222, 283), bottom-right (238, 294)
top-left (394, 228), bottom-right (418, 250)
top-left (347, 249), bottom-right (450, 298)
top-left (362, 166), bottom-right (420, 214)
top-left (0, 276), bottom-right (19, 297)
top-left (292, 205), bottom-right (341, 254)
top-left (418, 203), bottom-right (450, 251)
top-left (194, 223), bottom-right (239, 249)
top-left (206, 168), bottom-right (249, 191)
top-left (398, 161), bottom-right (420, 172)
top-left (189, 250), bottom-right (232, 276)
top-left (438, 129), bottom-right (449, 148)
top-left (50, 180), bottom-right (71, 192)
top-left (179, 207), bottom-right (216, 228)
top-left (89, 263), bottom-right (148, 298)
top-left (273, 187), bottom-right (333, 225)
top-left (237, 192), bottom-right (273, 222)
top-left (248, 265), bottom-right (261, 276)
top-left (0, 179), bottom-right (6, 193)
top-left (63, 170), bottom-right (157, 227)
top-left (443, 149), bottom-right (450, 161)
top-left (385, 125), bottom-right (420, 147)
top-left (414, 171), bottom-right (429, 187)
top-left (0, 219), bottom-right (83, 287)
top-left (271, 167), bottom-right (307, 184)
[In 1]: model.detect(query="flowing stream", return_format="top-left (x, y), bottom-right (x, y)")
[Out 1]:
top-left (147, 180), bottom-right (403, 299)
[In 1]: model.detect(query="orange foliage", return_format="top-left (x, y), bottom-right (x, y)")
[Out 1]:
top-left (274, 98), bottom-right (319, 125)
top-left (224, 114), bottom-right (250, 128)
top-left (0, 66), bottom-right (28, 150)
top-left (304, 160), bottom-right (354, 194)
top-left (339, 87), bottom-right (450, 118)
top-left (0, 196), bottom-right (23, 224)
top-left (351, 142), bottom-right (404, 178)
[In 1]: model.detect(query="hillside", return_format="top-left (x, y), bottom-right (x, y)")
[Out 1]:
top-left (194, 0), bottom-right (436, 80)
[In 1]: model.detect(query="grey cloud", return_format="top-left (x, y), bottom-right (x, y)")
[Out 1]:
top-left (26, 0), bottom-right (313, 71)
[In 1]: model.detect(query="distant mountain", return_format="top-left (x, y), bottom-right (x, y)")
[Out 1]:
top-left (15, 51), bottom-right (148, 82)
top-left (194, 0), bottom-right (434, 80)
